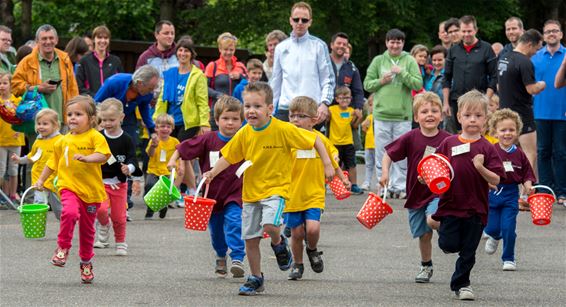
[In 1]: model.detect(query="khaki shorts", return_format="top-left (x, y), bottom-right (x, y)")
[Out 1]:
top-left (241, 195), bottom-right (285, 240)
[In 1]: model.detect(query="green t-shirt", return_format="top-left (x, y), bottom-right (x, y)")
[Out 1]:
top-left (38, 53), bottom-right (63, 120)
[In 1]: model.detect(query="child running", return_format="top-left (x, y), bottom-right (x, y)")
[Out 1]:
top-left (286, 96), bottom-right (349, 280)
top-left (168, 96), bottom-right (246, 278)
top-left (35, 95), bottom-right (111, 284)
top-left (379, 92), bottom-right (451, 283)
top-left (432, 90), bottom-right (505, 300)
top-left (93, 98), bottom-right (142, 256)
top-left (484, 108), bottom-right (535, 271)
top-left (202, 82), bottom-right (335, 296)
top-left (11, 109), bottom-right (63, 219)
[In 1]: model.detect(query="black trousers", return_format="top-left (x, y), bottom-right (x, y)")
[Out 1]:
top-left (437, 215), bottom-right (484, 292)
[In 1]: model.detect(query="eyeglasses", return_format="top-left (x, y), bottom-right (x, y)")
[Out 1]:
top-left (292, 17), bottom-right (310, 24)
top-left (336, 96), bottom-right (352, 100)
top-left (289, 114), bottom-right (312, 120)
top-left (543, 29), bottom-right (561, 35)
top-left (447, 29), bottom-right (460, 34)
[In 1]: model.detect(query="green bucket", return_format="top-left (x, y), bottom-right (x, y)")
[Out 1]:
top-left (144, 171), bottom-right (181, 212)
top-left (18, 187), bottom-right (49, 239)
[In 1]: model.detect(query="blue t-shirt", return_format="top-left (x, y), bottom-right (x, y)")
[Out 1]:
top-left (169, 72), bottom-right (190, 126)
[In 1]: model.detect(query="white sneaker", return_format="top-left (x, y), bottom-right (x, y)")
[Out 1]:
top-left (481, 231), bottom-right (489, 240)
top-left (456, 286), bottom-right (475, 300)
top-left (93, 240), bottom-right (109, 248)
top-left (485, 237), bottom-right (499, 255)
top-left (360, 182), bottom-right (370, 191)
top-left (415, 265), bottom-right (433, 283)
top-left (176, 200), bottom-right (185, 208)
top-left (502, 261), bottom-right (516, 271)
top-left (97, 221), bottom-right (111, 244)
top-left (116, 242), bottom-right (128, 256)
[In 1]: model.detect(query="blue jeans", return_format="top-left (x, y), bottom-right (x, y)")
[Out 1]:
top-left (536, 120), bottom-right (566, 198)
top-left (485, 184), bottom-right (519, 262)
top-left (208, 202), bottom-right (245, 262)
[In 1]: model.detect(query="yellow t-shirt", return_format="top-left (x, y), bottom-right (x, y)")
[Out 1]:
top-left (364, 114), bottom-right (375, 149)
top-left (484, 133), bottom-right (498, 144)
top-left (328, 105), bottom-right (354, 145)
top-left (285, 130), bottom-right (339, 213)
top-left (136, 107), bottom-right (149, 139)
top-left (0, 95), bottom-right (25, 147)
top-left (146, 136), bottom-right (180, 176)
top-left (28, 133), bottom-right (63, 192)
top-left (46, 128), bottom-right (111, 203)
top-left (221, 117), bottom-right (317, 203)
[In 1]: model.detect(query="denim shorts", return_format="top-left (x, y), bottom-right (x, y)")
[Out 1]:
top-left (407, 198), bottom-right (439, 238)
top-left (284, 208), bottom-right (322, 229)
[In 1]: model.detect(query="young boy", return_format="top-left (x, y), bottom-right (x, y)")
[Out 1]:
top-left (432, 90), bottom-right (505, 301)
top-left (202, 82), bottom-right (335, 296)
top-left (328, 86), bottom-right (363, 194)
top-left (234, 59), bottom-right (264, 103)
top-left (286, 96), bottom-right (350, 280)
top-left (168, 96), bottom-right (246, 278)
top-left (144, 114), bottom-right (183, 219)
top-left (360, 94), bottom-right (375, 191)
top-left (379, 92), bottom-right (451, 283)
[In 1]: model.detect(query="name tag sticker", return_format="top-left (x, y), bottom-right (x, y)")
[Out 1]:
top-left (340, 112), bottom-right (351, 118)
top-left (503, 161), bottom-right (514, 172)
top-left (209, 151), bottom-right (220, 167)
top-left (107, 155), bottom-right (117, 165)
top-left (451, 143), bottom-right (470, 156)
top-left (30, 148), bottom-right (42, 162)
top-left (296, 149), bottom-right (316, 159)
top-left (236, 160), bottom-right (253, 178)
top-left (423, 146), bottom-right (436, 158)
top-left (159, 150), bottom-right (167, 162)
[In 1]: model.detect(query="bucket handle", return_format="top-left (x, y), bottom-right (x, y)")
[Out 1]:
top-left (531, 185), bottom-right (556, 200)
top-left (193, 178), bottom-right (210, 203)
top-left (431, 153), bottom-right (454, 181)
top-left (17, 186), bottom-right (46, 212)
top-left (169, 168), bottom-right (176, 195)
top-left (381, 185), bottom-right (388, 204)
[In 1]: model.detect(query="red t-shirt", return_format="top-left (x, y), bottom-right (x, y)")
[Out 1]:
top-left (494, 144), bottom-right (536, 185)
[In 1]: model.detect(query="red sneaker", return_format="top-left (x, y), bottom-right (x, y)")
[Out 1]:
top-left (80, 262), bottom-right (94, 283)
top-left (51, 247), bottom-right (69, 267)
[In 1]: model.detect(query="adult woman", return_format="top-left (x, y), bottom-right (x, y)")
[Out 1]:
top-left (64, 36), bottom-right (89, 71)
top-left (424, 45), bottom-right (447, 101)
top-left (76, 26), bottom-right (123, 97)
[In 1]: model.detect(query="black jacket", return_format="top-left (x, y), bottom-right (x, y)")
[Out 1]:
top-left (331, 59), bottom-right (364, 109)
top-left (76, 52), bottom-right (124, 97)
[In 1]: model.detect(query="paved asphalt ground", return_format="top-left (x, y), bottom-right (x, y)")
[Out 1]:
top-left (1, 169), bottom-right (565, 306)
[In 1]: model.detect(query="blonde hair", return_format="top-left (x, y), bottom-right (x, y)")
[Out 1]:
top-left (490, 94), bottom-right (500, 107)
top-left (410, 44), bottom-right (429, 58)
top-left (217, 32), bottom-right (237, 49)
top-left (214, 95), bottom-right (243, 121)
top-left (291, 2), bottom-right (312, 18)
top-left (0, 71), bottom-right (11, 82)
top-left (289, 96), bottom-right (317, 118)
top-left (35, 109), bottom-right (60, 131)
top-left (413, 92), bottom-right (442, 115)
top-left (457, 90), bottom-right (488, 115)
top-left (335, 85), bottom-right (351, 97)
top-left (98, 98), bottom-right (123, 113)
top-left (154, 113), bottom-right (174, 127)
top-left (488, 108), bottom-right (523, 136)
top-left (66, 95), bottom-right (98, 128)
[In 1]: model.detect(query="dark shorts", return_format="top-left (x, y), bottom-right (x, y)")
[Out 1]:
top-left (521, 120), bottom-right (536, 135)
top-left (172, 125), bottom-right (200, 142)
top-left (336, 144), bottom-right (356, 170)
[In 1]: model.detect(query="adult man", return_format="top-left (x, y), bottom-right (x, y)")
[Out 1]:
top-left (0, 26), bottom-right (16, 73)
top-left (444, 18), bottom-right (462, 46)
top-left (262, 30), bottom-right (287, 81)
top-left (442, 15), bottom-right (497, 132)
top-left (498, 17), bottom-right (525, 60)
top-left (363, 28), bottom-right (422, 198)
top-left (438, 21), bottom-right (452, 50)
top-left (498, 29), bottom-right (545, 174)
top-left (12, 24), bottom-right (78, 124)
top-left (534, 20), bottom-right (566, 206)
top-left (136, 20), bottom-right (177, 76)
top-left (271, 1), bottom-right (335, 123)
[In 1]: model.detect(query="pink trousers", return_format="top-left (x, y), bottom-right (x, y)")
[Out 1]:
top-left (96, 182), bottom-right (128, 243)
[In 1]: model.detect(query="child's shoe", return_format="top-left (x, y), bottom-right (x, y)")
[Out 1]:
top-left (126, 210), bottom-right (132, 222)
top-left (271, 235), bottom-right (293, 271)
top-left (230, 260), bottom-right (245, 278)
top-left (502, 261), bottom-right (516, 271)
top-left (455, 286), bottom-right (475, 300)
top-left (415, 265), bottom-right (433, 283)
top-left (288, 263), bottom-right (304, 280)
top-left (215, 256), bottom-right (228, 278)
top-left (116, 242), bottom-right (128, 256)
top-left (51, 247), bottom-right (69, 267)
top-left (350, 184), bottom-right (364, 195)
top-left (485, 237), bottom-right (499, 255)
top-left (159, 207), bottom-right (168, 219)
top-left (306, 247), bottom-right (324, 273)
top-left (93, 222), bottom-right (110, 248)
top-left (238, 274), bottom-right (265, 296)
top-left (80, 262), bottom-right (94, 283)
top-left (360, 182), bottom-right (370, 191)
top-left (175, 200), bottom-right (185, 208)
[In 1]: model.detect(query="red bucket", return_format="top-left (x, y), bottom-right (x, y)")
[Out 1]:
top-left (356, 191), bottom-right (393, 229)
top-left (184, 179), bottom-right (217, 231)
top-left (527, 185), bottom-right (556, 226)
top-left (417, 153), bottom-right (454, 194)
top-left (327, 171), bottom-right (351, 200)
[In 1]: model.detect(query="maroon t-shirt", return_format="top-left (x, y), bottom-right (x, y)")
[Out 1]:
top-left (176, 131), bottom-right (243, 212)
top-left (432, 135), bottom-right (506, 225)
top-left (385, 128), bottom-right (452, 209)
top-left (494, 144), bottom-right (536, 185)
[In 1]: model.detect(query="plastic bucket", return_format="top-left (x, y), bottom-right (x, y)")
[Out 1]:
top-left (144, 169), bottom-right (181, 212)
top-left (18, 187), bottom-right (49, 239)
top-left (356, 187), bottom-right (393, 229)
top-left (184, 179), bottom-right (216, 231)
top-left (528, 185), bottom-right (556, 226)
top-left (417, 153), bottom-right (454, 194)
top-left (327, 171), bottom-right (351, 200)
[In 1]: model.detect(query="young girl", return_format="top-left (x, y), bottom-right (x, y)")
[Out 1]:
top-left (360, 94), bottom-right (375, 191)
top-left (484, 108), bottom-right (535, 271)
top-left (0, 72), bottom-right (25, 203)
top-left (93, 98), bottom-right (142, 256)
top-left (35, 95), bottom-right (111, 284)
top-left (11, 109), bottom-right (63, 219)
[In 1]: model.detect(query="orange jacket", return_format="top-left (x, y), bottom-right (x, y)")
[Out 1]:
top-left (11, 47), bottom-right (79, 121)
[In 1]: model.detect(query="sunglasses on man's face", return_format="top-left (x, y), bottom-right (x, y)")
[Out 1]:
top-left (292, 17), bottom-right (310, 24)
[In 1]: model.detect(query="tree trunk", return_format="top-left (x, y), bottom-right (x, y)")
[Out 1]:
top-left (0, 0), bottom-right (15, 29)
top-left (160, 0), bottom-right (175, 21)
top-left (21, 0), bottom-right (32, 41)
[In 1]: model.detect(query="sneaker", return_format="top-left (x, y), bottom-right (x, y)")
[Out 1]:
top-left (350, 184), bottom-right (364, 195)
top-left (230, 260), bottom-right (245, 278)
top-left (116, 242), bottom-right (128, 256)
top-left (456, 286), bottom-right (475, 300)
top-left (271, 235), bottom-right (293, 271)
top-left (283, 225), bottom-right (292, 238)
top-left (51, 247), bottom-right (69, 267)
top-left (176, 200), bottom-right (185, 208)
top-left (306, 247), bottom-right (324, 273)
top-left (238, 274), bottom-right (265, 296)
top-left (159, 207), bottom-right (168, 219)
top-left (485, 237), bottom-right (499, 255)
top-left (415, 265), bottom-right (433, 283)
top-left (80, 262), bottom-right (94, 284)
top-left (126, 211), bottom-right (132, 222)
top-left (93, 240), bottom-right (109, 249)
top-left (288, 263), bottom-right (304, 280)
top-left (360, 182), bottom-right (370, 191)
top-left (94, 222), bottom-right (110, 248)
top-left (502, 261), bottom-right (516, 271)
top-left (215, 256), bottom-right (228, 278)
top-left (145, 211), bottom-right (154, 220)
top-left (398, 191), bottom-right (407, 199)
